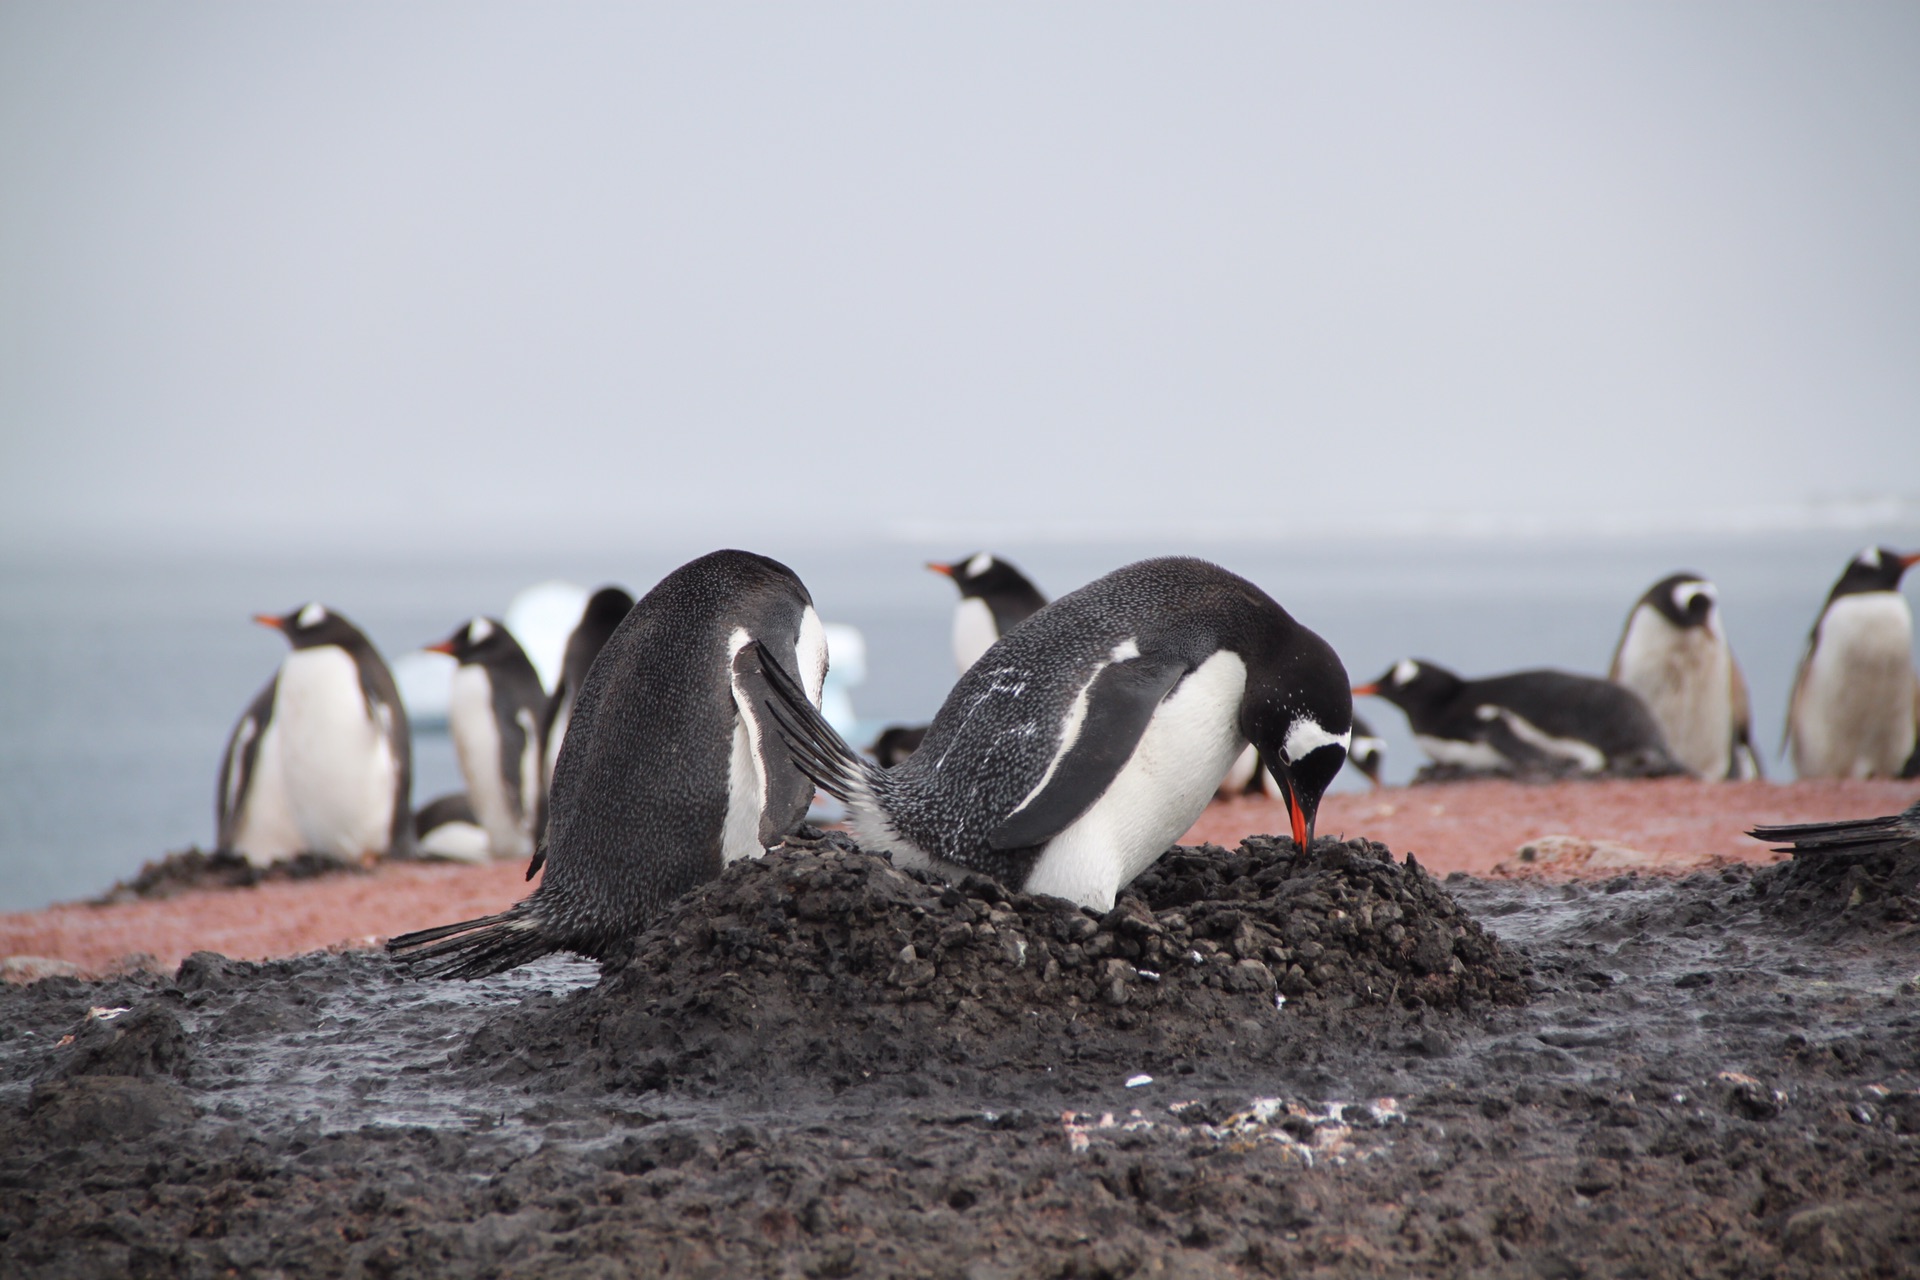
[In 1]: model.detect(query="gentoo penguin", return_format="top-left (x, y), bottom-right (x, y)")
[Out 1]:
top-left (413, 792), bottom-right (490, 863)
top-left (1354, 658), bottom-right (1678, 778)
top-left (1608, 572), bottom-right (1762, 780)
top-left (867, 723), bottom-right (929, 768)
top-left (427, 617), bottom-right (547, 860)
top-left (388, 551), bottom-right (828, 977)
top-left (1785, 547), bottom-right (1920, 780)
top-left (758, 556), bottom-right (1351, 911)
top-left (542, 585), bottom-right (634, 789)
top-left (1750, 798), bottom-right (1920, 858)
top-left (215, 604), bottom-right (412, 865)
top-left (1219, 712), bottom-right (1385, 796)
top-left (929, 552), bottom-right (1047, 673)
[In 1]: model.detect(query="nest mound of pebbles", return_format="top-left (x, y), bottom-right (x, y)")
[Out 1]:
top-left (1749, 842), bottom-right (1920, 939)
top-left (470, 832), bottom-right (1526, 1095)
top-left (90, 848), bottom-right (362, 904)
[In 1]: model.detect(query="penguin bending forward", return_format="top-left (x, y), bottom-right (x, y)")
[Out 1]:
top-left (542, 585), bottom-right (635, 789)
top-left (216, 604), bottom-right (412, 866)
top-left (1608, 572), bottom-right (1762, 780)
top-left (427, 617), bottom-right (547, 860)
top-left (388, 551), bottom-right (828, 977)
top-left (759, 556), bottom-right (1352, 912)
top-left (1356, 658), bottom-right (1678, 779)
top-left (929, 552), bottom-right (1048, 673)
top-left (1220, 712), bottom-right (1384, 796)
top-left (1785, 547), bottom-right (1920, 780)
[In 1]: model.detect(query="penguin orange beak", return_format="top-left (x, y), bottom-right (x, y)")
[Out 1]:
top-left (424, 639), bottom-right (457, 655)
top-left (926, 561), bottom-right (954, 578)
top-left (253, 614), bottom-right (285, 632)
top-left (1351, 682), bottom-right (1380, 697)
top-left (1901, 552), bottom-right (1920, 569)
top-left (1275, 766), bottom-right (1311, 849)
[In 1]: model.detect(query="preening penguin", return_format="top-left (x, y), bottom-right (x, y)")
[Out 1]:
top-left (929, 552), bottom-right (1048, 673)
top-left (1608, 572), bottom-right (1761, 780)
top-left (1355, 658), bottom-right (1678, 778)
top-left (216, 603), bottom-right (412, 865)
top-left (1785, 547), bottom-right (1920, 780)
top-left (427, 617), bottom-right (547, 860)
top-left (542, 585), bottom-right (634, 789)
top-left (389, 551), bottom-right (828, 978)
top-left (760, 556), bottom-right (1352, 912)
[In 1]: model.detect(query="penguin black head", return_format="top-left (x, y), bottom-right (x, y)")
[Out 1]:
top-left (255, 602), bottom-right (371, 652)
top-left (1642, 572), bottom-right (1717, 630)
top-left (1242, 625), bottom-right (1352, 851)
top-left (1352, 658), bottom-right (1462, 717)
top-left (1828, 547), bottom-right (1920, 600)
top-left (927, 552), bottom-right (1042, 603)
top-left (579, 586), bottom-right (636, 631)
top-left (426, 616), bottom-right (524, 667)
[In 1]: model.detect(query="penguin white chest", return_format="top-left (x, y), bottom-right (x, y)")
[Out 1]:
top-left (1612, 609), bottom-right (1732, 778)
top-left (227, 718), bottom-right (302, 866)
top-left (1024, 650), bottom-right (1249, 910)
top-left (448, 665), bottom-right (534, 858)
top-left (1794, 594), bottom-right (1918, 778)
top-left (275, 647), bottom-right (398, 861)
top-left (951, 598), bottom-right (999, 673)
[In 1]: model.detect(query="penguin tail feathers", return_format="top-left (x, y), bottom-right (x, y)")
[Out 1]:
top-left (749, 639), bottom-right (874, 806)
top-left (387, 907), bottom-right (554, 980)
top-left (1747, 808), bottom-right (1919, 858)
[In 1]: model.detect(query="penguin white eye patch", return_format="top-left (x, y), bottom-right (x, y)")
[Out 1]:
top-left (1391, 659), bottom-right (1420, 687)
top-left (1284, 718), bottom-right (1350, 763)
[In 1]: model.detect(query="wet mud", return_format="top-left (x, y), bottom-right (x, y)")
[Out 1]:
top-left (4, 835), bottom-right (1918, 1278)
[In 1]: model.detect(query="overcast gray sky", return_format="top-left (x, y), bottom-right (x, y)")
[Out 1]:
top-left (3, 3), bottom-right (1917, 555)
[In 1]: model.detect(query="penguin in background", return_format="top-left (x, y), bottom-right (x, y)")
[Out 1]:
top-left (1785, 546), bottom-right (1920, 780)
top-left (542, 585), bottom-right (635, 789)
top-left (928, 552), bottom-right (1048, 673)
top-left (1355, 658), bottom-right (1679, 779)
top-left (413, 792), bottom-right (490, 863)
top-left (390, 551), bottom-right (828, 978)
top-left (1608, 572), bottom-right (1762, 780)
top-left (215, 603), bottom-right (412, 865)
top-left (427, 617), bottom-right (548, 861)
top-left (867, 724), bottom-right (929, 768)
top-left (759, 556), bottom-right (1352, 912)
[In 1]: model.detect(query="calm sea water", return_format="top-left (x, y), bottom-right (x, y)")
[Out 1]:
top-left (3, 530), bottom-right (1915, 912)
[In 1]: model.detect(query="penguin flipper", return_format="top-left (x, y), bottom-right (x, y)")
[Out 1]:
top-left (387, 907), bottom-right (554, 980)
top-left (216, 675), bottom-right (280, 850)
top-left (986, 654), bottom-right (1189, 852)
top-left (1730, 658), bottom-right (1763, 780)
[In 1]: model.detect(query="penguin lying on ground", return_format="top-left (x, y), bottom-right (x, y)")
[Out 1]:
top-left (1609, 572), bottom-right (1761, 780)
top-left (1785, 547), bottom-right (1920, 780)
top-left (389, 551), bottom-right (827, 977)
top-left (216, 604), bottom-right (412, 865)
top-left (867, 724), bottom-right (929, 768)
top-left (542, 585), bottom-right (634, 789)
top-left (428, 617), bottom-right (547, 860)
top-left (413, 792), bottom-right (490, 862)
top-left (1220, 713), bottom-right (1384, 796)
top-left (758, 556), bottom-right (1351, 911)
top-left (1748, 799), bottom-right (1920, 858)
top-left (1355, 658), bottom-right (1679, 779)
top-left (929, 552), bottom-right (1048, 673)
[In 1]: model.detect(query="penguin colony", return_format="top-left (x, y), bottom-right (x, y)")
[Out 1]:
top-left (201, 543), bottom-right (1917, 978)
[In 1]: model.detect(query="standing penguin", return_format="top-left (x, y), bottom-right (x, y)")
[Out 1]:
top-left (929, 552), bottom-right (1048, 673)
top-left (215, 604), bottom-right (412, 865)
top-left (1355, 658), bottom-right (1678, 778)
top-left (541, 585), bottom-right (634, 789)
top-left (759, 557), bottom-right (1351, 912)
top-left (1785, 546), bottom-right (1920, 779)
top-left (389, 551), bottom-right (828, 977)
top-left (426, 617), bottom-right (548, 861)
top-left (1609, 572), bottom-right (1762, 780)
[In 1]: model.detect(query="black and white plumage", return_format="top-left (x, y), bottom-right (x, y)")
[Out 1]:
top-left (760, 556), bottom-right (1352, 911)
top-left (1220, 712), bottom-right (1384, 796)
top-left (1355, 658), bottom-right (1679, 778)
top-left (215, 603), bottom-right (412, 866)
top-left (1749, 799), bottom-right (1920, 858)
top-left (929, 552), bottom-right (1048, 673)
top-left (1785, 547), bottom-right (1920, 780)
top-left (867, 724), bottom-right (929, 768)
top-left (427, 617), bottom-right (547, 861)
top-left (1608, 572), bottom-right (1762, 780)
top-left (413, 792), bottom-right (489, 863)
top-left (389, 551), bottom-right (828, 978)
top-left (541, 585), bottom-right (634, 789)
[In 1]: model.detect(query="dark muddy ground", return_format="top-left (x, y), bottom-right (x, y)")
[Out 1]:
top-left (3, 833), bottom-right (1917, 1278)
